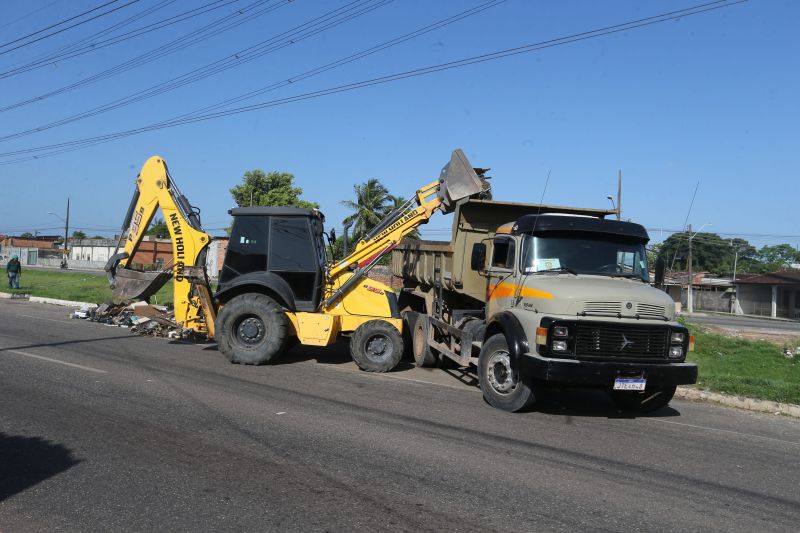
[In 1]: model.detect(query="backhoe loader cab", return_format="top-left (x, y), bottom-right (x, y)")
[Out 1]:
top-left (217, 207), bottom-right (328, 312)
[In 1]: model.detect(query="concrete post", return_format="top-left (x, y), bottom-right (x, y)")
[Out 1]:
top-left (771, 285), bottom-right (778, 318)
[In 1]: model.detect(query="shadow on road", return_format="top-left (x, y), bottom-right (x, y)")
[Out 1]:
top-left (530, 388), bottom-right (681, 419)
top-left (0, 433), bottom-right (81, 501)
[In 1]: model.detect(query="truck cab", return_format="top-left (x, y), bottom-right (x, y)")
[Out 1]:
top-left (477, 214), bottom-right (697, 412)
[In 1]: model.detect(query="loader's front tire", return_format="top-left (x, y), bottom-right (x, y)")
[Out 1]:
top-left (351, 320), bottom-right (403, 373)
top-left (217, 293), bottom-right (288, 365)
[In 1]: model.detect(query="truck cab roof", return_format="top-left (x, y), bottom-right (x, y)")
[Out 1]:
top-left (511, 214), bottom-right (649, 243)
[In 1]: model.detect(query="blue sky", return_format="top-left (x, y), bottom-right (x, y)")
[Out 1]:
top-left (0, 0), bottom-right (797, 249)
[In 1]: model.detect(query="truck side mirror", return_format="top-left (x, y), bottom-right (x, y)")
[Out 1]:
top-left (654, 256), bottom-right (665, 286)
top-left (471, 243), bottom-right (486, 271)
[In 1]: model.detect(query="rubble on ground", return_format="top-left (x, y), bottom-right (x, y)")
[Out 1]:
top-left (71, 300), bottom-right (183, 338)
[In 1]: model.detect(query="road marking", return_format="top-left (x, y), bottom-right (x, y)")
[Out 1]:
top-left (643, 417), bottom-right (800, 447)
top-left (5, 349), bottom-right (108, 374)
top-left (325, 364), bottom-right (480, 392)
top-left (20, 314), bottom-right (74, 324)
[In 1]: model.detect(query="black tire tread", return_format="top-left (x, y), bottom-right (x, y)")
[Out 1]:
top-left (350, 320), bottom-right (404, 373)
top-left (216, 293), bottom-right (288, 365)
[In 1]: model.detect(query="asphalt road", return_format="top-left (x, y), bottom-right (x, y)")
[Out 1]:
top-left (2, 301), bottom-right (799, 532)
top-left (685, 313), bottom-right (800, 332)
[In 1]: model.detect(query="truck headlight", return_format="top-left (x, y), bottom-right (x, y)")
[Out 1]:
top-left (670, 332), bottom-right (685, 344)
top-left (668, 346), bottom-right (684, 359)
top-left (553, 325), bottom-right (569, 337)
top-left (552, 340), bottom-right (568, 352)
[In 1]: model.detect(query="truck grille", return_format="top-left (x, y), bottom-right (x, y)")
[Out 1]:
top-left (636, 303), bottom-right (666, 318)
top-left (574, 324), bottom-right (669, 358)
top-left (582, 301), bottom-right (622, 314)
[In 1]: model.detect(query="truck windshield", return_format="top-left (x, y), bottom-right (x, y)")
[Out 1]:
top-left (521, 234), bottom-right (649, 281)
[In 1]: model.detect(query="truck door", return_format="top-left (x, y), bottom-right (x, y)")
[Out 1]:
top-left (486, 235), bottom-right (518, 318)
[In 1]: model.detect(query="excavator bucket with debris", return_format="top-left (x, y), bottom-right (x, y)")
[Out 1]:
top-left (436, 148), bottom-right (492, 213)
top-left (105, 253), bottom-right (172, 302)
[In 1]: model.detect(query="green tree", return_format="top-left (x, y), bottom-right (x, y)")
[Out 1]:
top-left (146, 217), bottom-right (169, 238)
top-left (757, 244), bottom-right (800, 272)
top-left (341, 178), bottom-right (391, 241)
top-left (230, 170), bottom-right (319, 209)
top-left (20, 232), bottom-right (34, 238)
top-left (659, 232), bottom-right (760, 275)
top-left (72, 230), bottom-right (87, 239)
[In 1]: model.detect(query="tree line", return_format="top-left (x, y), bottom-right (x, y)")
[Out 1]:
top-left (653, 232), bottom-right (800, 275)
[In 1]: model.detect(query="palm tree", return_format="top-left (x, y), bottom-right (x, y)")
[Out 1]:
top-left (341, 178), bottom-right (391, 241)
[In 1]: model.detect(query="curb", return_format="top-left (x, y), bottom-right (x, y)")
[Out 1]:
top-left (29, 296), bottom-right (98, 308)
top-left (0, 292), bottom-right (97, 308)
top-left (676, 386), bottom-right (800, 418)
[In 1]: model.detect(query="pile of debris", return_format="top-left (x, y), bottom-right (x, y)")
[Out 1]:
top-left (72, 300), bottom-right (182, 339)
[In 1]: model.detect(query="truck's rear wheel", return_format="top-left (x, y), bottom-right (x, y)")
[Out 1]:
top-left (478, 333), bottom-right (536, 412)
top-left (610, 384), bottom-right (677, 413)
top-left (351, 320), bottom-right (403, 373)
top-left (412, 315), bottom-right (437, 367)
top-left (217, 293), bottom-right (288, 365)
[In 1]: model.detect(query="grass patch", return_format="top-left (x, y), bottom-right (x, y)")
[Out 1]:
top-left (686, 324), bottom-right (800, 405)
top-left (5, 268), bottom-right (173, 305)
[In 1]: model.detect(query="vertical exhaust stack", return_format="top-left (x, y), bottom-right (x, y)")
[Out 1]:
top-left (436, 149), bottom-right (492, 214)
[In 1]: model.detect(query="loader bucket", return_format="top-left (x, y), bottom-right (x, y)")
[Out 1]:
top-left (436, 149), bottom-right (491, 213)
top-left (105, 253), bottom-right (172, 301)
top-left (110, 269), bottom-right (172, 302)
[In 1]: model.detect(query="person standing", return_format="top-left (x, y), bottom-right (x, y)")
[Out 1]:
top-left (7, 254), bottom-right (21, 289)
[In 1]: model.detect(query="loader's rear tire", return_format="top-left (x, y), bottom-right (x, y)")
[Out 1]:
top-left (478, 333), bottom-right (536, 412)
top-left (351, 320), bottom-right (403, 373)
top-left (217, 293), bottom-right (288, 365)
top-left (412, 314), bottom-right (437, 368)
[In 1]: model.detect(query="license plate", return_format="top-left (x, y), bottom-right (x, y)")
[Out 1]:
top-left (613, 378), bottom-right (646, 391)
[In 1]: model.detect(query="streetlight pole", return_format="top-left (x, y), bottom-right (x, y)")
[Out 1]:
top-left (687, 222), bottom-right (712, 314)
top-left (63, 197), bottom-right (70, 268)
top-left (688, 224), bottom-right (693, 313)
top-left (48, 198), bottom-right (70, 269)
top-left (605, 195), bottom-right (617, 219)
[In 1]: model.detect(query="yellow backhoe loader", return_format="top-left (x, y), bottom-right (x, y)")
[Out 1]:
top-left (106, 149), bottom-right (490, 371)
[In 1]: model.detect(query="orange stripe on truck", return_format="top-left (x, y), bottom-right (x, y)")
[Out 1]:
top-left (487, 282), bottom-right (553, 300)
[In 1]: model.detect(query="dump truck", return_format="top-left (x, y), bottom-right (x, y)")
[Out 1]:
top-left (106, 149), bottom-right (490, 372)
top-left (393, 199), bottom-right (697, 412)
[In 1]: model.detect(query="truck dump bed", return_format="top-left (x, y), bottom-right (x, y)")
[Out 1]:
top-left (392, 199), bottom-right (614, 304)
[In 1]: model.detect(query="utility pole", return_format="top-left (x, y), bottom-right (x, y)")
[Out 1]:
top-left (63, 197), bottom-right (70, 269)
top-left (687, 223), bottom-right (693, 314)
top-left (617, 170), bottom-right (622, 220)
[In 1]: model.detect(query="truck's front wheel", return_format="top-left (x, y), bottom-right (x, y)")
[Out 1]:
top-left (216, 293), bottom-right (288, 365)
top-left (478, 334), bottom-right (536, 412)
top-left (351, 320), bottom-right (404, 373)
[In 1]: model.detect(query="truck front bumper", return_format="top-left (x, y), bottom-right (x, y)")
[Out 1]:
top-left (520, 353), bottom-right (698, 387)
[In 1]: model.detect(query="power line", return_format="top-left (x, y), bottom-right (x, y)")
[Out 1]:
top-left (0, 0), bottom-right (63, 32)
top-left (0, 0), bottom-right (746, 164)
top-left (0, 0), bottom-right (500, 143)
top-left (0, 0), bottom-right (398, 142)
top-left (0, 0), bottom-right (291, 112)
top-left (0, 0), bottom-right (239, 80)
top-left (0, 0), bottom-right (143, 58)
